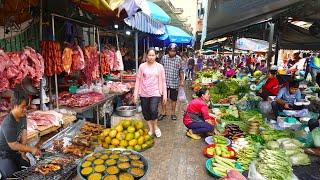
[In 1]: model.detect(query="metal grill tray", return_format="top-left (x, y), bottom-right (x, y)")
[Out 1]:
top-left (13, 154), bottom-right (80, 180)
top-left (13, 162), bottom-right (78, 180)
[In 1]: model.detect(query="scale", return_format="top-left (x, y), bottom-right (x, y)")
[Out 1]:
top-left (20, 77), bottom-right (50, 110)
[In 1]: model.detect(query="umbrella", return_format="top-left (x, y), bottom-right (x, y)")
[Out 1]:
top-left (158, 25), bottom-right (193, 44)
top-left (145, 1), bottom-right (171, 24)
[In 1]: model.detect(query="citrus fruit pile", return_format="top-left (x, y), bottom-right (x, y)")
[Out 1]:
top-left (98, 120), bottom-right (154, 151)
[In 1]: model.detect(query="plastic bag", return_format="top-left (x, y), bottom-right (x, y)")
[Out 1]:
top-left (258, 101), bottom-right (272, 115)
top-left (312, 127), bottom-right (320, 147)
top-left (248, 161), bottom-right (266, 180)
top-left (248, 161), bottom-right (299, 180)
top-left (178, 87), bottom-right (187, 102)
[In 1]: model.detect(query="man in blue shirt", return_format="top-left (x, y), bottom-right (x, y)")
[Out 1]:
top-left (271, 81), bottom-right (301, 117)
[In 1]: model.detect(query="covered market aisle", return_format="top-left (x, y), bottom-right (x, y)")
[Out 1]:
top-left (140, 87), bottom-right (212, 180)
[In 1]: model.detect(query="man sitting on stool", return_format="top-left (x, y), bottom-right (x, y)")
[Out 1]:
top-left (272, 80), bottom-right (301, 117)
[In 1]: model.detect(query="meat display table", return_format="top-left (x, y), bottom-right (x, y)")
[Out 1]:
top-left (60, 94), bottom-right (117, 126)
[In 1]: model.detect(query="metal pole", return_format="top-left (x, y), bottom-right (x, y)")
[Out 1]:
top-left (97, 27), bottom-right (103, 79)
top-left (93, 26), bottom-right (96, 46)
top-left (52, 15), bottom-right (59, 109)
top-left (274, 35), bottom-right (280, 65)
top-left (147, 36), bottom-right (150, 49)
top-left (232, 35), bottom-right (236, 64)
top-left (39, 0), bottom-right (44, 110)
top-left (135, 31), bottom-right (138, 72)
top-left (267, 23), bottom-right (275, 70)
top-left (143, 38), bottom-right (145, 53)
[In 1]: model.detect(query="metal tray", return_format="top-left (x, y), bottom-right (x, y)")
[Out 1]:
top-left (77, 148), bottom-right (149, 180)
top-left (13, 157), bottom-right (80, 180)
top-left (41, 120), bottom-right (85, 150)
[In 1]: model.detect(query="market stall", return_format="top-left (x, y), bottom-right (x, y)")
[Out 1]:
top-left (190, 69), bottom-right (320, 179)
top-left (13, 117), bottom-right (154, 179)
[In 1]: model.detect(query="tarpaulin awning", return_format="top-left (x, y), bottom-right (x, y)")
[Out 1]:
top-left (158, 25), bottom-right (192, 44)
top-left (124, 0), bottom-right (170, 35)
top-left (235, 38), bottom-right (269, 52)
top-left (124, 11), bottom-right (165, 35)
top-left (206, 0), bottom-right (302, 39)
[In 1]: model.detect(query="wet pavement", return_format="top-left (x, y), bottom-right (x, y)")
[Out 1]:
top-left (141, 85), bottom-right (213, 180)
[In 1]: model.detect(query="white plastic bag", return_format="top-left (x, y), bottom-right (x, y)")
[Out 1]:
top-left (178, 87), bottom-right (187, 102)
top-left (248, 161), bottom-right (266, 180)
top-left (248, 161), bottom-right (299, 180)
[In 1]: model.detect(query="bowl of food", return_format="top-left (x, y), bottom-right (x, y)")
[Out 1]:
top-left (77, 149), bottom-right (149, 180)
top-left (116, 106), bottom-right (137, 117)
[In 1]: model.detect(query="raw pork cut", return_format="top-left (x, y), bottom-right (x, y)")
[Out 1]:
top-left (27, 110), bottom-right (62, 127)
top-left (59, 91), bottom-right (104, 107)
top-left (83, 46), bottom-right (100, 85)
top-left (0, 47), bottom-right (44, 92)
top-left (71, 45), bottom-right (85, 72)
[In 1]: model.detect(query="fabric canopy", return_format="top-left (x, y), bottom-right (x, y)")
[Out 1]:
top-left (124, 0), bottom-right (170, 35)
top-left (158, 25), bottom-right (192, 44)
top-left (124, 11), bottom-right (165, 35)
top-left (235, 38), bottom-right (269, 52)
top-left (206, 0), bottom-right (302, 39)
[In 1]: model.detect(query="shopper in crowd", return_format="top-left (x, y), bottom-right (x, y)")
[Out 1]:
top-left (206, 58), bottom-right (215, 69)
top-left (255, 60), bottom-right (268, 74)
top-left (271, 80), bottom-right (301, 117)
top-left (186, 56), bottom-right (195, 80)
top-left (159, 43), bottom-right (184, 121)
top-left (224, 65), bottom-right (236, 78)
top-left (310, 53), bottom-right (320, 82)
top-left (0, 90), bottom-right (41, 178)
top-left (183, 88), bottom-right (217, 140)
top-left (258, 66), bottom-right (280, 100)
top-left (134, 48), bottom-right (167, 138)
top-left (197, 55), bottom-right (204, 71)
top-left (303, 53), bottom-right (311, 79)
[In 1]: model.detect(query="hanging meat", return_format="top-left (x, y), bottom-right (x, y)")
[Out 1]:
top-left (40, 41), bottom-right (63, 76)
top-left (71, 45), bottom-right (85, 72)
top-left (83, 46), bottom-right (100, 85)
top-left (0, 47), bottom-right (44, 92)
top-left (100, 50), bottom-right (110, 75)
top-left (62, 47), bottom-right (73, 74)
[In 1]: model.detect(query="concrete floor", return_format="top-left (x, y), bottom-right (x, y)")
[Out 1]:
top-left (141, 85), bottom-right (214, 180)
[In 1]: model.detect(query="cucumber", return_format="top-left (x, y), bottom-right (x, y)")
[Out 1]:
top-left (212, 167), bottom-right (227, 177)
top-left (215, 158), bottom-right (234, 169)
top-left (212, 163), bottom-right (233, 171)
top-left (215, 156), bottom-right (236, 168)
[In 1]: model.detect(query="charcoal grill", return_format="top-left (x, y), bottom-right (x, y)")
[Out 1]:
top-left (13, 158), bottom-right (79, 180)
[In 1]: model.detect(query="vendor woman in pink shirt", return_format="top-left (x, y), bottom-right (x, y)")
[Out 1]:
top-left (134, 48), bottom-right (167, 138)
top-left (183, 88), bottom-right (217, 140)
